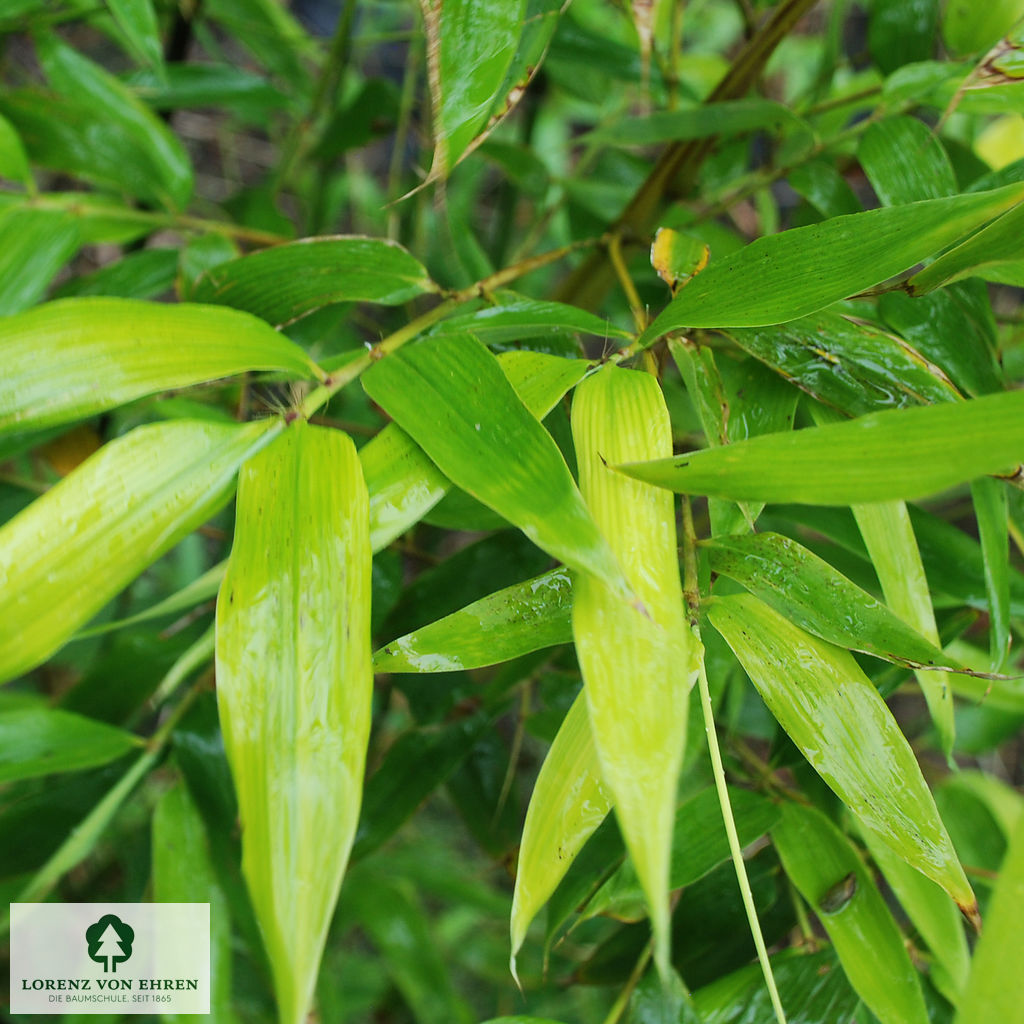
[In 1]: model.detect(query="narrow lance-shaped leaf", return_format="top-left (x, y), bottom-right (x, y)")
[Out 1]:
top-left (703, 531), bottom-right (985, 675)
top-left (421, 0), bottom-right (528, 178)
top-left (510, 693), bottom-right (611, 976)
top-left (618, 390), bottom-right (1024, 505)
top-left (851, 500), bottom-right (955, 759)
top-left (0, 209), bottom-right (80, 317)
top-left (192, 236), bottom-right (439, 327)
top-left (362, 350), bottom-right (591, 550)
top-left (216, 422), bottom-right (372, 1024)
top-left (772, 803), bottom-right (929, 1024)
top-left (0, 708), bottom-right (140, 783)
top-left (363, 335), bottom-right (629, 595)
top-left (954, 811), bottom-right (1024, 1024)
top-left (0, 419), bottom-right (274, 684)
top-left (374, 568), bottom-right (573, 673)
top-left (571, 365), bottom-right (699, 976)
top-left (971, 476), bottom-right (1012, 670)
top-left (638, 182), bottom-right (1024, 341)
top-left (0, 298), bottom-right (323, 438)
top-left (708, 593), bottom-right (977, 921)
top-left (105, 0), bottom-right (164, 72)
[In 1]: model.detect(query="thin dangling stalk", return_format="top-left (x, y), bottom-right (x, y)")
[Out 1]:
top-left (682, 497), bottom-right (788, 1024)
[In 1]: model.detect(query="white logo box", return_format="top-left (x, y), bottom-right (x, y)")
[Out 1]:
top-left (10, 903), bottom-right (210, 1015)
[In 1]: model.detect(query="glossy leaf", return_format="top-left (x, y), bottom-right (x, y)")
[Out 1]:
top-left (54, 247), bottom-right (178, 300)
top-left (510, 694), bottom-right (610, 973)
top-left (570, 365), bottom-right (699, 974)
top-left (374, 567), bottom-right (572, 673)
top-left (725, 310), bottom-right (963, 417)
top-left (0, 708), bottom-right (140, 783)
top-left (849, 499), bottom-right (955, 756)
top-left (708, 593), bottom-right (977, 918)
top-left (856, 823), bottom-right (970, 1005)
top-left (619, 390), bottom-right (1024, 504)
top-left (106, 0), bottom-right (163, 71)
top-left (954, 811), bottom-right (1024, 1024)
top-left (192, 236), bottom-right (438, 327)
top-left (362, 350), bottom-right (589, 549)
top-left (584, 787), bottom-right (780, 923)
top-left (0, 111), bottom-right (31, 189)
top-left (638, 182), bottom-right (1024, 340)
top-left (772, 803), bottom-right (929, 1024)
top-left (0, 298), bottom-right (322, 437)
top-left (216, 423), bottom-right (371, 1024)
top-left (943, 0), bottom-right (1024, 54)
top-left (422, 0), bottom-right (528, 177)
top-left (909, 202), bottom-right (1024, 292)
top-left (429, 295), bottom-right (630, 347)
top-left (0, 209), bottom-right (79, 316)
top-left (0, 419), bottom-right (273, 684)
top-left (363, 335), bottom-right (627, 593)
top-left (704, 531), bottom-right (978, 674)
top-left (858, 115), bottom-right (955, 205)
top-left (152, 781), bottom-right (236, 1023)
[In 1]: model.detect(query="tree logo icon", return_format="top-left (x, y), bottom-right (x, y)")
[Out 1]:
top-left (85, 914), bottom-right (135, 973)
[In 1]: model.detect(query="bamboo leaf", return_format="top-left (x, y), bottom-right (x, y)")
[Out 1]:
top-left (851, 499), bottom-right (955, 758)
top-left (909, 203), bottom-right (1024, 291)
top-left (105, 0), bottom-right (164, 72)
top-left (725, 311), bottom-right (963, 418)
top-left (954, 812), bottom-right (1024, 1024)
top-left (970, 475), bottom-right (1011, 667)
top-left (363, 335), bottom-right (628, 593)
top-left (192, 236), bottom-right (439, 327)
top-left (510, 694), bottom-right (611, 972)
top-left (0, 708), bottom-right (140, 783)
top-left (0, 111), bottom-right (32, 189)
top-left (0, 298), bottom-right (323, 438)
top-left (570, 365), bottom-right (699, 975)
top-left (708, 593), bottom-right (977, 919)
top-left (856, 823), bottom-right (970, 1006)
top-left (772, 803), bottom-right (929, 1024)
top-left (703, 531), bottom-right (980, 675)
top-left (216, 422), bottom-right (371, 1024)
top-left (857, 115), bottom-right (956, 206)
top-left (0, 209), bottom-right (80, 316)
top-left (618, 390), bottom-right (1024, 504)
top-left (363, 350), bottom-right (590, 550)
top-left (638, 183), bottom-right (1024, 340)
top-left (421, 0), bottom-right (528, 178)
top-left (374, 567), bottom-right (573, 673)
top-left (0, 419), bottom-right (274, 684)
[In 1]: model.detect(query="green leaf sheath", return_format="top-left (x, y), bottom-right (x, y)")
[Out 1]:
top-left (639, 182), bottom-right (1024, 339)
top-left (708, 593), bottom-right (977, 919)
top-left (571, 364), bottom-right (699, 976)
top-left (0, 298), bottom-right (322, 437)
top-left (362, 334), bottom-right (628, 594)
top-left (216, 423), bottom-right (371, 1024)
top-left (510, 693), bottom-right (610, 972)
top-left (0, 419), bottom-right (274, 684)
top-left (773, 803), bottom-right (929, 1024)
top-left (618, 389), bottom-right (1024, 504)
top-left (191, 236), bottom-right (438, 326)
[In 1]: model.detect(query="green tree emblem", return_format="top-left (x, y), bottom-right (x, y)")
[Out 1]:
top-left (86, 914), bottom-right (134, 974)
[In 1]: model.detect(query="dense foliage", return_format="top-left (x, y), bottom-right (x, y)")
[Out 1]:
top-left (2, 1), bottom-right (1024, 1022)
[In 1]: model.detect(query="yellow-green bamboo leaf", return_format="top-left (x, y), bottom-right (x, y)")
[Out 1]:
top-left (853, 500), bottom-right (955, 758)
top-left (955, 812), bottom-right (1024, 1024)
top-left (216, 422), bottom-right (371, 1024)
top-left (509, 693), bottom-right (610, 978)
top-left (0, 418), bottom-right (273, 684)
top-left (570, 365), bottom-right (699, 976)
top-left (0, 298), bottom-right (323, 438)
top-left (773, 803), bottom-right (929, 1024)
top-left (708, 593), bottom-right (977, 922)
top-left (362, 351), bottom-right (590, 550)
